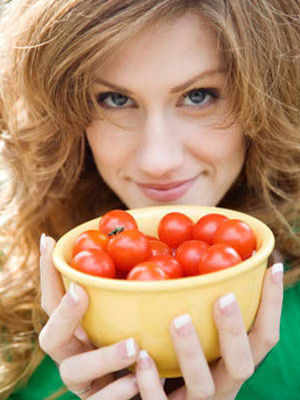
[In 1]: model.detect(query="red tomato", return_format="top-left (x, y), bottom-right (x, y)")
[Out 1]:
top-left (72, 230), bottom-right (109, 257)
top-left (99, 209), bottom-right (138, 235)
top-left (148, 255), bottom-right (183, 279)
top-left (127, 261), bottom-right (170, 281)
top-left (147, 235), bottom-right (158, 241)
top-left (107, 230), bottom-right (151, 272)
top-left (158, 212), bottom-right (194, 249)
top-left (198, 243), bottom-right (242, 274)
top-left (115, 269), bottom-right (128, 279)
top-left (71, 248), bottom-right (115, 278)
top-left (175, 240), bottom-right (210, 276)
top-left (213, 219), bottom-right (257, 260)
top-left (192, 213), bottom-right (229, 245)
top-left (149, 240), bottom-right (172, 257)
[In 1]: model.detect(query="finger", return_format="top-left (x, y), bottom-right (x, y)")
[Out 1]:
top-left (39, 234), bottom-right (90, 344)
top-left (39, 234), bottom-right (65, 316)
top-left (88, 374), bottom-right (139, 400)
top-left (39, 282), bottom-right (91, 363)
top-left (211, 293), bottom-right (254, 391)
top-left (248, 263), bottom-right (283, 364)
top-left (169, 314), bottom-right (215, 399)
top-left (59, 338), bottom-right (139, 389)
top-left (136, 350), bottom-right (168, 399)
top-left (74, 325), bottom-right (91, 344)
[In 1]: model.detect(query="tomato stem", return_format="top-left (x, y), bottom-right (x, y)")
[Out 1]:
top-left (108, 227), bottom-right (125, 236)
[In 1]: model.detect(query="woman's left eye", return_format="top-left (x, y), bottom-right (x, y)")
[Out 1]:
top-left (96, 92), bottom-right (134, 108)
top-left (182, 88), bottom-right (219, 107)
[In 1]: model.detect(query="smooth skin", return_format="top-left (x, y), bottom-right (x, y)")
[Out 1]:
top-left (85, 14), bottom-right (245, 209)
top-left (39, 12), bottom-right (283, 400)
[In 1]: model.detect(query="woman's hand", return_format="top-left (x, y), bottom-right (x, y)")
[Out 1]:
top-left (38, 234), bottom-right (140, 399)
top-left (135, 263), bottom-right (283, 400)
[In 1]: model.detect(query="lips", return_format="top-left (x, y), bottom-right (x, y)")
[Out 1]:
top-left (137, 177), bottom-right (197, 202)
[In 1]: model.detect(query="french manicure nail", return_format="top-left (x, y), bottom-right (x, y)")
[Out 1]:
top-left (138, 350), bottom-right (152, 369)
top-left (40, 233), bottom-right (46, 254)
top-left (118, 338), bottom-right (136, 358)
top-left (173, 313), bottom-right (191, 329)
top-left (272, 263), bottom-right (283, 283)
top-left (68, 282), bottom-right (80, 304)
top-left (173, 313), bottom-right (193, 336)
top-left (125, 338), bottom-right (136, 357)
top-left (74, 326), bottom-right (89, 342)
top-left (219, 292), bottom-right (238, 316)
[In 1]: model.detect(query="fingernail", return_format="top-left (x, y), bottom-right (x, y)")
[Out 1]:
top-left (219, 293), bottom-right (238, 316)
top-left (40, 233), bottom-right (46, 254)
top-left (126, 338), bottom-right (136, 357)
top-left (74, 326), bottom-right (89, 342)
top-left (119, 338), bottom-right (136, 358)
top-left (68, 282), bottom-right (80, 305)
top-left (272, 263), bottom-right (283, 283)
top-left (138, 350), bottom-right (152, 369)
top-left (173, 313), bottom-right (193, 336)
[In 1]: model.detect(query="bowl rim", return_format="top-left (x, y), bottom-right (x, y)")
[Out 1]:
top-left (52, 205), bottom-right (275, 292)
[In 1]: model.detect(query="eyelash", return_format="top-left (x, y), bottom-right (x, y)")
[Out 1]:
top-left (96, 87), bottom-right (220, 110)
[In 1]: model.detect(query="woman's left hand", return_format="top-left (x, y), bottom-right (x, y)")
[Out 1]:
top-left (135, 263), bottom-right (283, 400)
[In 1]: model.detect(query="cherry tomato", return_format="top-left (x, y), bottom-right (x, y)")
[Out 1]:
top-left (99, 209), bottom-right (138, 235)
top-left (127, 261), bottom-right (170, 281)
top-left (148, 255), bottom-right (183, 278)
top-left (192, 213), bottom-right (229, 245)
top-left (71, 248), bottom-right (115, 278)
top-left (147, 235), bottom-right (158, 241)
top-left (72, 230), bottom-right (109, 257)
top-left (107, 230), bottom-right (151, 272)
top-left (115, 269), bottom-right (128, 279)
top-left (175, 240), bottom-right (210, 276)
top-left (158, 212), bottom-right (194, 249)
top-left (198, 243), bottom-right (242, 274)
top-left (149, 240), bottom-right (172, 257)
top-left (213, 219), bottom-right (257, 260)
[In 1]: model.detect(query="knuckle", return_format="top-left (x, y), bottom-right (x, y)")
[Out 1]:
top-left (231, 360), bottom-right (255, 383)
top-left (38, 325), bottom-right (52, 353)
top-left (38, 327), bottom-right (47, 351)
top-left (59, 360), bottom-right (72, 385)
top-left (40, 296), bottom-right (49, 315)
top-left (190, 386), bottom-right (215, 399)
top-left (181, 346), bottom-right (200, 361)
top-left (187, 373), bottom-right (215, 399)
top-left (225, 322), bottom-right (245, 337)
top-left (109, 391), bottom-right (129, 400)
top-left (264, 333), bottom-right (280, 351)
top-left (96, 351), bottom-right (119, 374)
top-left (271, 295), bottom-right (283, 310)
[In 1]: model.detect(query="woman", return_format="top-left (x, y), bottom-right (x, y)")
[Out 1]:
top-left (0, 0), bottom-right (300, 399)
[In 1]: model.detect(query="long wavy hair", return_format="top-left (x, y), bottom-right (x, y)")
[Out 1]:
top-left (1, 0), bottom-right (300, 398)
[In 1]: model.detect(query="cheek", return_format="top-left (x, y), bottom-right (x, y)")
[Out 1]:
top-left (85, 121), bottom-right (136, 169)
top-left (187, 124), bottom-right (245, 167)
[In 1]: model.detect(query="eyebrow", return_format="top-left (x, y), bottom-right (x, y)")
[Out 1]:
top-left (94, 68), bottom-right (226, 95)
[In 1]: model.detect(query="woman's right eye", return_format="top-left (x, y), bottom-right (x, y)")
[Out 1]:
top-left (96, 92), bottom-right (134, 108)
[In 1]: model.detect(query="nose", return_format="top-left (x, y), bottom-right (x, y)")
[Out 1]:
top-left (136, 112), bottom-right (184, 178)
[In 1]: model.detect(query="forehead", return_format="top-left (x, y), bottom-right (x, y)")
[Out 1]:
top-left (97, 13), bottom-right (220, 86)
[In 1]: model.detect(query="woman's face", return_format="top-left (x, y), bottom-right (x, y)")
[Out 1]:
top-left (86, 13), bottom-right (245, 209)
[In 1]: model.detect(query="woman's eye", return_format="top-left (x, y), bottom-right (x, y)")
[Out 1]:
top-left (182, 88), bottom-right (219, 107)
top-left (96, 92), bottom-right (134, 108)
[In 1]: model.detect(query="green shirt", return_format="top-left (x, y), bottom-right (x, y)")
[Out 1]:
top-left (8, 280), bottom-right (300, 400)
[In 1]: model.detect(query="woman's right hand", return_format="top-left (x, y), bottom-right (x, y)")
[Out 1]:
top-left (38, 234), bottom-right (140, 399)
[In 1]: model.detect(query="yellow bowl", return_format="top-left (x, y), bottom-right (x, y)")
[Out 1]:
top-left (52, 205), bottom-right (274, 377)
